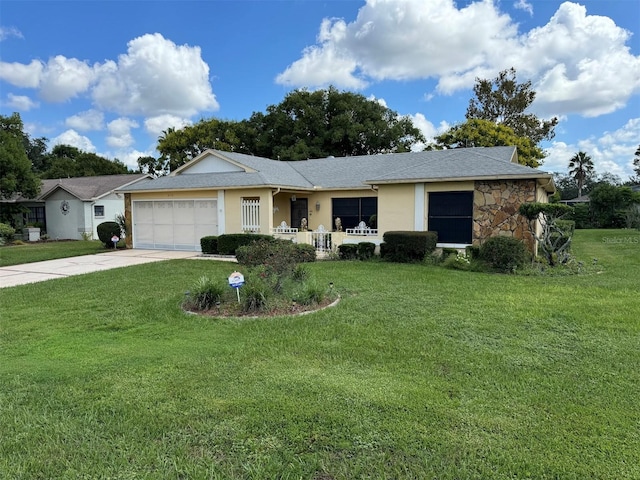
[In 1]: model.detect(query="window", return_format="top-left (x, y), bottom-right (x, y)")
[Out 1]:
top-left (94, 205), bottom-right (105, 217)
top-left (428, 191), bottom-right (473, 244)
top-left (332, 197), bottom-right (377, 230)
top-left (241, 197), bottom-right (260, 232)
top-left (26, 206), bottom-right (45, 228)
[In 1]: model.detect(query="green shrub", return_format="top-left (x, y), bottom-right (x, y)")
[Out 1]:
top-left (380, 231), bottom-right (438, 263)
top-left (479, 236), bottom-right (528, 273)
top-left (465, 245), bottom-right (480, 259)
top-left (183, 276), bottom-right (226, 311)
top-left (200, 236), bottom-right (218, 254)
top-left (97, 221), bottom-right (121, 248)
top-left (217, 233), bottom-right (274, 255)
top-left (293, 243), bottom-right (316, 263)
top-left (0, 223), bottom-right (16, 244)
top-left (357, 242), bottom-right (376, 260)
top-left (338, 244), bottom-right (358, 260)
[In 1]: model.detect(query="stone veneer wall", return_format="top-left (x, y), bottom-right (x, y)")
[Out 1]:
top-left (124, 193), bottom-right (133, 249)
top-left (473, 180), bottom-right (536, 251)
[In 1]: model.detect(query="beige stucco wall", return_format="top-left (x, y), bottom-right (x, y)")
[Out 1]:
top-left (377, 184), bottom-right (415, 233)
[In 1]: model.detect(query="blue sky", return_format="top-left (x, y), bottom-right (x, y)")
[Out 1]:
top-left (1, 0), bottom-right (639, 179)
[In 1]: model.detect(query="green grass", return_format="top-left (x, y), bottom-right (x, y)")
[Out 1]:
top-left (1, 229), bottom-right (639, 479)
top-left (0, 240), bottom-right (108, 267)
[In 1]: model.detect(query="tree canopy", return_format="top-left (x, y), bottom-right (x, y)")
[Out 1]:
top-left (0, 113), bottom-right (41, 200)
top-left (433, 119), bottom-right (544, 167)
top-left (41, 145), bottom-right (130, 179)
top-left (466, 67), bottom-right (558, 145)
top-left (157, 86), bottom-right (425, 171)
top-left (633, 145), bottom-right (640, 181)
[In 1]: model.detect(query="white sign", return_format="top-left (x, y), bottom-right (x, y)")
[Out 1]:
top-left (228, 271), bottom-right (245, 288)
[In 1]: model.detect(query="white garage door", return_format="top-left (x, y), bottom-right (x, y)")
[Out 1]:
top-left (133, 200), bottom-right (218, 251)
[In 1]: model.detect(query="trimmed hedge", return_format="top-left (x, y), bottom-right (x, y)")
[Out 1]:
top-left (236, 238), bottom-right (317, 267)
top-left (478, 236), bottom-right (528, 273)
top-left (338, 244), bottom-right (358, 260)
top-left (357, 242), bottom-right (376, 260)
top-left (380, 231), bottom-right (438, 263)
top-left (200, 236), bottom-right (218, 254)
top-left (217, 233), bottom-right (274, 255)
top-left (0, 223), bottom-right (16, 243)
top-left (97, 221), bottom-right (121, 248)
top-left (294, 243), bottom-right (317, 263)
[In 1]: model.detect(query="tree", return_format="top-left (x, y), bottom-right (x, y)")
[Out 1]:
top-left (137, 155), bottom-right (168, 177)
top-left (157, 86), bottom-right (425, 170)
top-left (157, 119), bottom-right (249, 171)
top-left (251, 87), bottom-right (424, 161)
top-left (568, 151), bottom-right (594, 198)
top-left (0, 113), bottom-right (40, 200)
top-left (41, 145), bottom-right (130, 178)
top-left (633, 144), bottom-right (640, 180)
top-left (433, 119), bottom-right (545, 167)
top-left (589, 184), bottom-right (640, 228)
top-left (466, 68), bottom-right (558, 145)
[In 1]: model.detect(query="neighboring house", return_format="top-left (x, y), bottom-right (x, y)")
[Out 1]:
top-left (3, 174), bottom-right (150, 240)
top-left (120, 147), bottom-right (555, 252)
top-left (560, 194), bottom-right (590, 206)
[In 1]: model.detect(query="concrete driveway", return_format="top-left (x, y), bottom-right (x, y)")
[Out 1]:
top-left (0, 249), bottom-right (228, 289)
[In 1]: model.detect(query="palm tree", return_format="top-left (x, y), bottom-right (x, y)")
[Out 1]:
top-left (568, 151), bottom-right (594, 198)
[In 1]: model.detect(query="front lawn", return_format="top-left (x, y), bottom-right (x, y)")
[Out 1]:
top-left (0, 229), bottom-right (638, 478)
top-left (0, 240), bottom-right (108, 267)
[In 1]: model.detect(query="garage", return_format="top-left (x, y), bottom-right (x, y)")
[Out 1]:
top-left (133, 200), bottom-right (218, 251)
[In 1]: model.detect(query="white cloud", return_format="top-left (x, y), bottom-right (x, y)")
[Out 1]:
top-left (106, 117), bottom-right (139, 149)
top-left (544, 118), bottom-right (640, 179)
top-left (0, 26), bottom-right (24, 41)
top-left (6, 93), bottom-right (38, 111)
top-left (39, 55), bottom-right (97, 102)
top-left (276, 0), bottom-right (640, 119)
top-left (513, 0), bottom-right (533, 16)
top-left (51, 129), bottom-right (97, 152)
top-left (92, 33), bottom-right (219, 117)
top-left (408, 113), bottom-right (450, 151)
top-left (65, 110), bottom-right (104, 131)
top-left (110, 148), bottom-right (154, 171)
top-left (0, 59), bottom-right (43, 88)
top-left (144, 114), bottom-right (192, 139)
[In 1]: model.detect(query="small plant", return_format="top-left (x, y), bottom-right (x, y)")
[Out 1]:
top-left (242, 275), bottom-right (271, 313)
top-left (292, 264), bottom-right (310, 282)
top-left (293, 280), bottom-right (326, 306)
top-left (183, 276), bottom-right (226, 311)
top-left (443, 251), bottom-right (471, 270)
top-left (80, 231), bottom-right (92, 241)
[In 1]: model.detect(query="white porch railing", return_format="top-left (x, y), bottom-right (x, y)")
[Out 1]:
top-left (309, 225), bottom-right (333, 254)
top-left (345, 221), bottom-right (378, 236)
top-left (271, 221), bottom-right (298, 241)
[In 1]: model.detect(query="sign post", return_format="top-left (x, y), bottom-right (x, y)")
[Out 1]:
top-left (228, 271), bottom-right (245, 303)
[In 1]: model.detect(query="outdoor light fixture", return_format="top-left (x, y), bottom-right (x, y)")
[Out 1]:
top-left (316, 201), bottom-right (320, 211)
top-left (291, 195), bottom-right (296, 202)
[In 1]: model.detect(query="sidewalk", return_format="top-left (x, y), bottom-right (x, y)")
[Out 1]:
top-left (0, 249), bottom-right (234, 289)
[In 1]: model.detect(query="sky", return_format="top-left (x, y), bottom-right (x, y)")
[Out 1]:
top-left (1, 0), bottom-right (639, 180)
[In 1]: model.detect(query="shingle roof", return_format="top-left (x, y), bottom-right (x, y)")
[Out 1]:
top-left (121, 147), bottom-right (552, 193)
top-left (38, 174), bottom-right (149, 200)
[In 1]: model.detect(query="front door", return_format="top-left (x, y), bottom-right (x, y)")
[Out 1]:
top-left (291, 198), bottom-right (308, 229)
